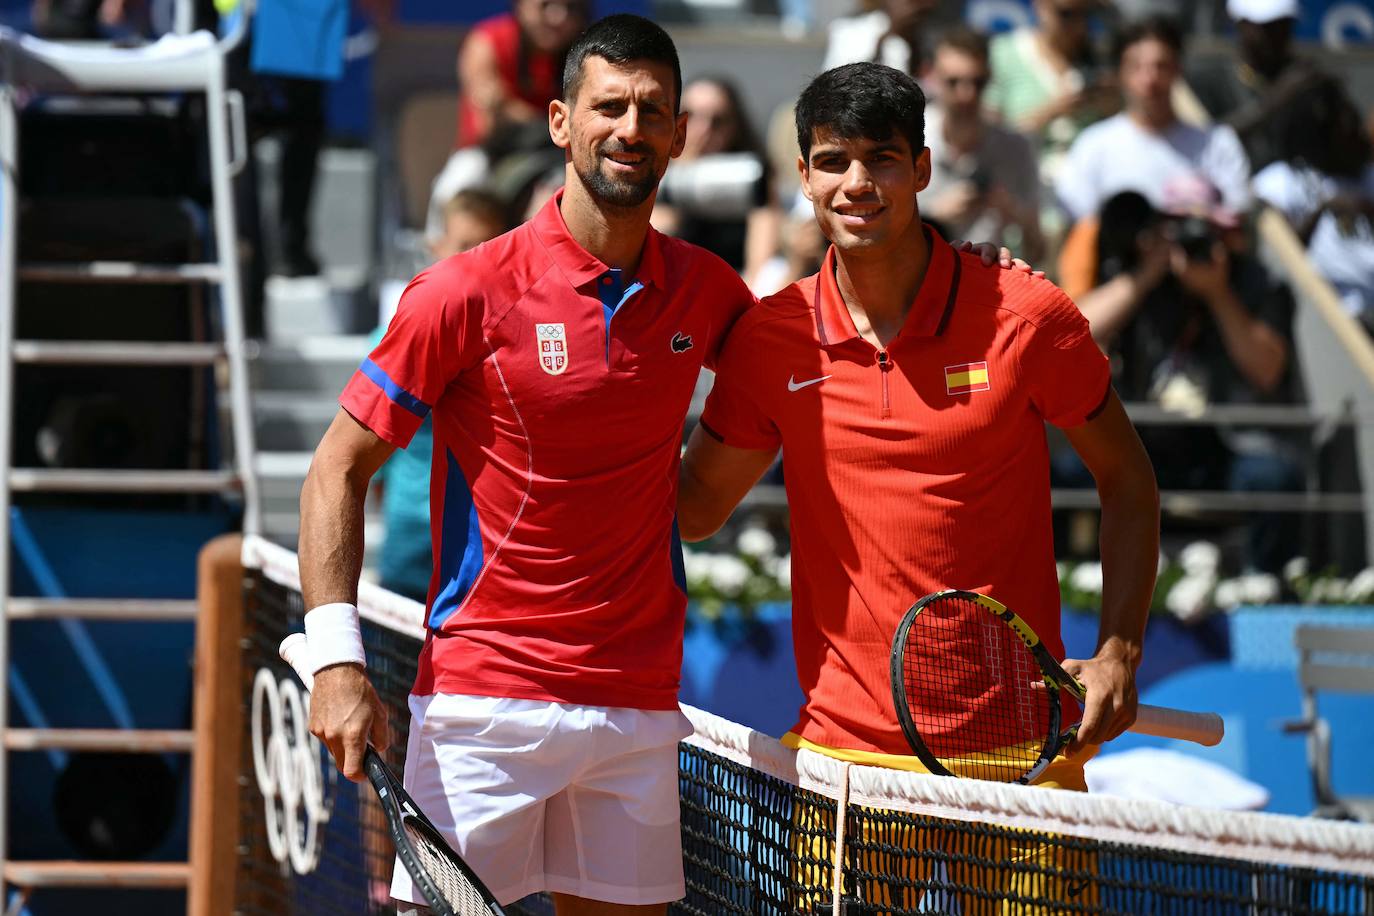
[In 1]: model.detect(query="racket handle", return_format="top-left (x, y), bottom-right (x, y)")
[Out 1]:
top-left (1131, 703), bottom-right (1224, 746)
top-left (279, 632), bottom-right (316, 693)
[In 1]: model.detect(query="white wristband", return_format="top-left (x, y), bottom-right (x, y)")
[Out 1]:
top-left (303, 602), bottom-right (367, 674)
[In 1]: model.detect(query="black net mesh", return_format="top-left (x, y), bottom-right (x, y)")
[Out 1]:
top-left (675, 741), bottom-right (1374, 915)
top-left (238, 564), bottom-right (1374, 916)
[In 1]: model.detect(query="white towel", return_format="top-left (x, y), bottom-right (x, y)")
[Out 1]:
top-left (1086, 747), bottom-right (1271, 810)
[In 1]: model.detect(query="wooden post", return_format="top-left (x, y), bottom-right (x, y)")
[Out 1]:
top-left (187, 533), bottom-right (243, 916)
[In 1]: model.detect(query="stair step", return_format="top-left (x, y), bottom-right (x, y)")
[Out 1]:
top-left (248, 335), bottom-right (368, 392)
top-left (5, 728), bottom-right (195, 753)
top-left (6, 598), bottom-right (198, 621)
top-left (19, 262), bottom-right (223, 284)
top-left (13, 341), bottom-right (225, 366)
top-left (8, 469), bottom-right (240, 494)
top-left (253, 394), bottom-right (342, 451)
top-left (253, 392), bottom-right (342, 420)
top-left (3, 860), bottom-right (190, 889)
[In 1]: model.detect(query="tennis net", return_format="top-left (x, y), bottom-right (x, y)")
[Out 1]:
top-left (235, 535), bottom-right (1374, 915)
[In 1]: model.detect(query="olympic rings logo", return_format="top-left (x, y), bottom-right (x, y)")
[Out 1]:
top-left (251, 667), bottom-right (334, 875)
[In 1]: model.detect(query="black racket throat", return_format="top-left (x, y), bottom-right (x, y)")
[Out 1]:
top-left (365, 749), bottom-right (507, 916)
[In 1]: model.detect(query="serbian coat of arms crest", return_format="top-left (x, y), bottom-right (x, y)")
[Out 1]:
top-left (536, 323), bottom-right (569, 375)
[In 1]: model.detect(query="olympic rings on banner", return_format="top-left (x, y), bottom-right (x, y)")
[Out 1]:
top-left (251, 667), bottom-right (333, 874)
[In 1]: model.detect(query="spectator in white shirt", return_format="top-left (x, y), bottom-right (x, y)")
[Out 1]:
top-left (1056, 15), bottom-right (1251, 224)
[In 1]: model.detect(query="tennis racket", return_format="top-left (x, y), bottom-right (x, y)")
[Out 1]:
top-left (889, 589), bottom-right (1224, 785)
top-left (279, 633), bottom-right (507, 916)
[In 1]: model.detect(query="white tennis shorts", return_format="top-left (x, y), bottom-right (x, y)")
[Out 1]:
top-left (389, 693), bottom-right (692, 907)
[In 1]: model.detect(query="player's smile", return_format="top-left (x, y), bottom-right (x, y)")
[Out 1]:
top-left (601, 144), bottom-right (651, 172)
top-left (833, 201), bottom-right (887, 226)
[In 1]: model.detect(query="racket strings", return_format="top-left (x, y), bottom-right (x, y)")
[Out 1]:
top-left (902, 595), bottom-right (1054, 781)
top-left (404, 820), bottom-right (496, 916)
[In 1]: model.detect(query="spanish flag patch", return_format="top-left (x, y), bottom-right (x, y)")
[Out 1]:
top-left (945, 361), bottom-right (990, 395)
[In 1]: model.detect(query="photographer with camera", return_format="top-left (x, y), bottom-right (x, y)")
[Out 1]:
top-left (923, 27), bottom-right (1045, 260)
top-left (1068, 176), bottom-right (1301, 572)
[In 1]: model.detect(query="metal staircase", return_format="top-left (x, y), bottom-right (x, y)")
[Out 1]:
top-left (0, 13), bottom-right (258, 913)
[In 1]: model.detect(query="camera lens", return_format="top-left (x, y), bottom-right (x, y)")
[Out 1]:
top-left (1167, 216), bottom-right (1216, 262)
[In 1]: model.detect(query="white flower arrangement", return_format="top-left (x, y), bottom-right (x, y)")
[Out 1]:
top-left (736, 524), bottom-right (777, 559)
top-left (684, 517), bottom-right (791, 619)
top-left (1069, 562), bottom-right (1104, 596)
top-left (1059, 539), bottom-right (1374, 620)
top-left (691, 527), bottom-right (1373, 622)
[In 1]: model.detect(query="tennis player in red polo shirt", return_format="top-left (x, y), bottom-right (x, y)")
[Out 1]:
top-left (678, 62), bottom-right (1161, 791)
top-left (299, 16), bottom-right (749, 913)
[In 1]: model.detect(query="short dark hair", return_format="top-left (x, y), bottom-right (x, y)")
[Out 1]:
top-left (562, 14), bottom-right (683, 112)
top-left (794, 63), bottom-right (926, 162)
top-left (936, 25), bottom-right (990, 64)
top-left (1112, 15), bottom-right (1183, 65)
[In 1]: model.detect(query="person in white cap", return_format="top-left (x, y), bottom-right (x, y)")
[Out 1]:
top-left (1189, 0), bottom-right (1355, 172)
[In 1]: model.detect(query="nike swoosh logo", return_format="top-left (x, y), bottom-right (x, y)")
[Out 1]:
top-left (787, 374), bottom-right (831, 392)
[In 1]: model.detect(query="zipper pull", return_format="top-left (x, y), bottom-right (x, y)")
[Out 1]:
top-left (876, 350), bottom-right (892, 418)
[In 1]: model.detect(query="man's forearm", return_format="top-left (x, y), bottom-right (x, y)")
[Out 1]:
top-left (1076, 273), bottom-right (1148, 346)
top-left (676, 426), bottom-right (777, 542)
top-left (1094, 475), bottom-right (1159, 668)
top-left (1205, 287), bottom-right (1288, 393)
top-left (299, 460), bottom-right (370, 610)
top-left (677, 457), bottom-right (730, 542)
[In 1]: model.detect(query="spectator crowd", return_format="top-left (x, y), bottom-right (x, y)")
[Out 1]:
top-left (31, 0), bottom-right (1367, 576)
top-left (414, 0), bottom-right (1371, 575)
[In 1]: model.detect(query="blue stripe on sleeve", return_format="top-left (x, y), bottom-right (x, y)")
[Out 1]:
top-left (360, 358), bottom-right (432, 418)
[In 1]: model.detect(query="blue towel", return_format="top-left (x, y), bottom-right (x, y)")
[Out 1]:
top-left (250, 0), bottom-right (347, 80)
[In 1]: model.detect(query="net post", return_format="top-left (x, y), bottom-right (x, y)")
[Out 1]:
top-left (189, 533), bottom-right (246, 916)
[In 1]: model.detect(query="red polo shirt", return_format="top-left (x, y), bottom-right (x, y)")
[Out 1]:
top-left (700, 228), bottom-right (1111, 754)
top-left (341, 192), bottom-right (753, 708)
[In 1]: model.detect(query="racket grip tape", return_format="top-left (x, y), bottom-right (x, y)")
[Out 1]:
top-left (1133, 703), bottom-right (1224, 746)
